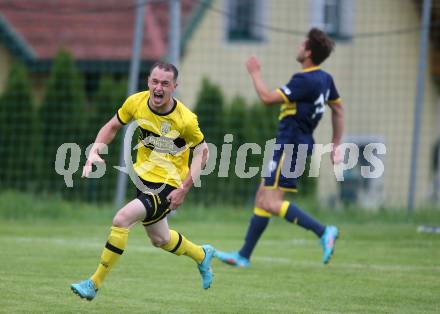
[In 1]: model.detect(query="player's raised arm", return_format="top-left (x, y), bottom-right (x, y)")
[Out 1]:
top-left (82, 115), bottom-right (124, 178)
top-left (166, 142), bottom-right (209, 210)
top-left (246, 56), bottom-right (284, 106)
top-left (329, 102), bottom-right (344, 164)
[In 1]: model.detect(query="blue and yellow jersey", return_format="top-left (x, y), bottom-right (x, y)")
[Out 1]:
top-left (276, 66), bottom-right (341, 137)
top-left (116, 91), bottom-right (204, 188)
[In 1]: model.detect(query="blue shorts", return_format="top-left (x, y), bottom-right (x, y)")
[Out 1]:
top-left (263, 124), bottom-right (314, 192)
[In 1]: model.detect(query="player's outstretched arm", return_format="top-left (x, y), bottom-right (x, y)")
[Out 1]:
top-left (246, 56), bottom-right (284, 106)
top-left (329, 103), bottom-right (344, 164)
top-left (82, 115), bottom-right (124, 178)
top-left (166, 142), bottom-right (209, 209)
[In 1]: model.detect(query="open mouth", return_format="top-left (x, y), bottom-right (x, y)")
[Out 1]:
top-left (153, 91), bottom-right (164, 102)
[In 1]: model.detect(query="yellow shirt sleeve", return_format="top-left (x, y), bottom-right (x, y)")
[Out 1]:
top-left (328, 97), bottom-right (342, 105)
top-left (117, 96), bottom-right (135, 125)
top-left (184, 115), bottom-right (205, 148)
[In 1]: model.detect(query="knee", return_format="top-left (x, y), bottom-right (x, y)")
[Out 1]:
top-left (112, 212), bottom-right (130, 228)
top-left (255, 197), bottom-right (264, 210)
top-left (255, 197), bottom-right (272, 214)
top-left (261, 200), bottom-right (283, 216)
top-left (255, 190), bottom-right (266, 209)
top-left (150, 234), bottom-right (170, 248)
top-left (255, 194), bottom-right (275, 215)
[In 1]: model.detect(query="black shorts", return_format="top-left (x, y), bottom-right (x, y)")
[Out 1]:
top-left (136, 180), bottom-right (175, 226)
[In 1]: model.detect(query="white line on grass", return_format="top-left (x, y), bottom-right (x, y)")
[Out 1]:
top-left (5, 236), bottom-right (440, 273)
top-left (261, 239), bottom-right (315, 246)
top-left (4, 236), bottom-right (158, 253)
top-left (253, 256), bottom-right (440, 272)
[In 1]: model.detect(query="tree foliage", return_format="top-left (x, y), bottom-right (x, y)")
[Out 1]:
top-left (0, 62), bottom-right (35, 190)
top-left (39, 50), bottom-right (86, 192)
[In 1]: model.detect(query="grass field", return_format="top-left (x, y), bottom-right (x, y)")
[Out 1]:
top-left (1, 192), bottom-right (439, 313)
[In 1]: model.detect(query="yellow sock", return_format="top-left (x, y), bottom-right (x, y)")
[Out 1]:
top-left (91, 226), bottom-right (129, 289)
top-left (254, 207), bottom-right (272, 217)
top-left (279, 201), bottom-right (290, 219)
top-left (161, 230), bottom-right (205, 264)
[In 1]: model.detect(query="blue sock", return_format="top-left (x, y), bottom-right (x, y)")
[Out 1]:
top-left (280, 201), bottom-right (325, 237)
top-left (239, 209), bottom-right (271, 259)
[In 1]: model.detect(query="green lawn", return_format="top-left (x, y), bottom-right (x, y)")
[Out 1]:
top-left (0, 195), bottom-right (439, 313)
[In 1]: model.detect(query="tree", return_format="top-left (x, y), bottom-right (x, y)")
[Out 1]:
top-left (192, 78), bottom-right (225, 204)
top-left (224, 95), bottom-right (249, 204)
top-left (194, 78), bottom-right (225, 146)
top-left (86, 76), bottom-right (127, 202)
top-left (39, 49), bottom-right (86, 193)
top-left (0, 62), bottom-right (35, 190)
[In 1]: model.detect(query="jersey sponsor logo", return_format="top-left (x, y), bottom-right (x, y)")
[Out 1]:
top-left (138, 128), bottom-right (185, 155)
top-left (160, 121), bottom-right (171, 135)
top-left (140, 135), bottom-right (185, 155)
top-left (281, 85), bottom-right (291, 96)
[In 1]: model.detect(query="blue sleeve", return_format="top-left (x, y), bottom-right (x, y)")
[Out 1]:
top-left (278, 74), bottom-right (309, 103)
top-left (328, 77), bottom-right (341, 104)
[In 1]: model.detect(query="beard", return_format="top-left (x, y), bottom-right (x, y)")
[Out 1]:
top-left (296, 55), bottom-right (303, 63)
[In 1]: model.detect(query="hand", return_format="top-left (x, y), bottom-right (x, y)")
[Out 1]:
top-left (331, 144), bottom-right (343, 165)
top-left (166, 187), bottom-right (189, 210)
top-left (246, 55), bottom-right (261, 75)
top-left (82, 152), bottom-right (105, 178)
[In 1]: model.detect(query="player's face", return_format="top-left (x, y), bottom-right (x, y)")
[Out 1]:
top-left (148, 67), bottom-right (177, 109)
top-left (296, 40), bottom-right (311, 63)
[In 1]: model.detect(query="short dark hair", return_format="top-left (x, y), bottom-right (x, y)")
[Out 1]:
top-left (305, 28), bottom-right (335, 65)
top-left (150, 61), bottom-right (179, 80)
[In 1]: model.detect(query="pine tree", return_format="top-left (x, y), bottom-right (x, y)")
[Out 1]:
top-left (86, 76), bottom-right (127, 202)
top-left (39, 49), bottom-right (86, 193)
top-left (0, 62), bottom-right (35, 190)
top-left (194, 78), bottom-right (225, 146)
top-left (192, 78), bottom-right (225, 204)
top-left (225, 95), bottom-right (248, 204)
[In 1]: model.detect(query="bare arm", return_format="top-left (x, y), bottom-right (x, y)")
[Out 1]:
top-left (166, 142), bottom-right (209, 209)
top-left (246, 56), bottom-right (284, 106)
top-left (82, 115), bottom-right (124, 177)
top-left (329, 103), bottom-right (344, 164)
top-left (184, 142), bottom-right (209, 191)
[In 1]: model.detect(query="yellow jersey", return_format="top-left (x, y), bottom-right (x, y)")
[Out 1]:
top-left (116, 91), bottom-right (204, 188)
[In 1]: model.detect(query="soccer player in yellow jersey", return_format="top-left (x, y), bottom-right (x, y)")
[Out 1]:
top-left (71, 62), bottom-right (216, 301)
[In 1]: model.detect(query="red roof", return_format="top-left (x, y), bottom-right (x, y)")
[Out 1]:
top-left (0, 0), bottom-right (197, 61)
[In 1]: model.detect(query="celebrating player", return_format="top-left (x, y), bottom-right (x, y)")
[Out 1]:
top-left (216, 28), bottom-right (344, 267)
top-left (71, 62), bottom-right (216, 301)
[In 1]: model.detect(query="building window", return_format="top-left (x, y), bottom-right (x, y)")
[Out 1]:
top-left (226, 0), bottom-right (264, 42)
top-left (311, 0), bottom-right (354, 40)
top-left (324, 0), bottom-right (340, 35)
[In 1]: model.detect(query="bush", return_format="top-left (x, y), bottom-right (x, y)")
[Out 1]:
top-left (0, 62), bottom-right (36, 190)
top-left (39, 50), bottom-right (87, 194)
top-left (240, 102), bottom-right (280, 202)
top-left (224, 95), bottom-right (250, 204)
top-left (85, 76), bottom-right (127, 202)
top-left (194, 77), bottom-right (225, 146)
top-left (192, 78), bottom-right (225, 204)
